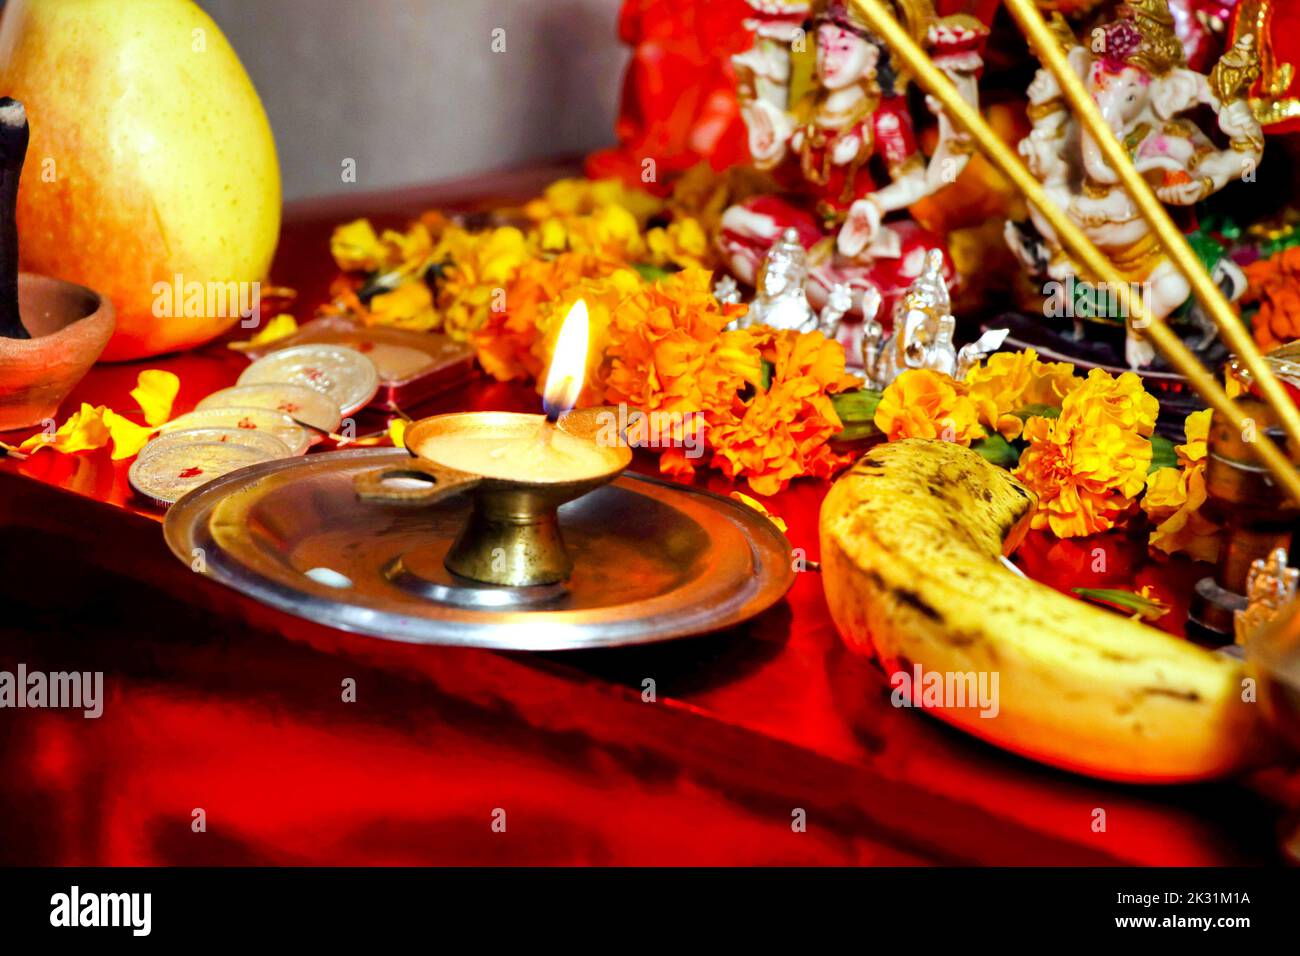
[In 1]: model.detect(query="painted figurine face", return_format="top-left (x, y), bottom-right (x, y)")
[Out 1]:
top-left (816, 24), bottom-right (878, 91)
top-left (762, 259), bottom-right (795, 298)
top-left (1088, 61), bottom-right (1153, 132)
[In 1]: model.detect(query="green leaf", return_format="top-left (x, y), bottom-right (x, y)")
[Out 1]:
top-left (972, 434), bottom-right (1021, 469)
top-left (831, 421), bottom-right (881, 443)
top-left (760, 359), bottom-right (774, 392)
top-left (1013, 403), bottom-right (1060, 421)
top-left (1072, 587), bottom-right (1170, 621)
top-left (1148, 434), bottom-right (1177, 474)
top-left (632, 263), bottom-right (674, 282)
top-left (831, 388), bottom-right (882, 424)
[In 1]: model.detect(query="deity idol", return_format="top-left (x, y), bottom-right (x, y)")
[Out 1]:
top-left (720, 0), bottom-right (988, 329)
top-left (728, 228), bottom-right (856, 335)
top-left (860, 248), bottom-right (1007, 388)
top-left (1008, 0), bottom-right (1265, 368)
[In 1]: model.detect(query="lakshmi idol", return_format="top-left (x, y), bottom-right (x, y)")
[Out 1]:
top-left (720, 0), bottom-right (988, 326)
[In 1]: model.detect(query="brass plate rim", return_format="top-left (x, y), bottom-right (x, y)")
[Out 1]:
top-left (163, 448), bottom-right (795, 650)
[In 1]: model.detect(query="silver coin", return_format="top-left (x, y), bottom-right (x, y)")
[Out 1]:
top-left (129, 441), bottom-right (278, 508)
top-left (238, 344), bottom-right (379, 417)
top-left (139, 426), bottom-right (291, 463)
top-left (159, 407), bottom-right (312, 456)
top-left (197, 383), bottom-right (342, 434)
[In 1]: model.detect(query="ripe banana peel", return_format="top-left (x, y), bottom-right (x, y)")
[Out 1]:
top-left (820, 438), bottom-right (1264, 783)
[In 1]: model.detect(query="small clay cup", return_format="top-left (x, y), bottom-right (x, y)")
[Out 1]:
top-left (0, 272), bottom-right (115, 431)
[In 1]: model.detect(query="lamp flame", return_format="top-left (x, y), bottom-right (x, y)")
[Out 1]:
top-left (542, 299), bottom-right (589, 421)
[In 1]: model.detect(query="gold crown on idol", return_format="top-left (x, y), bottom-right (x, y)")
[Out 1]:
top-left (1113, 0), bottom-right (1187, 76)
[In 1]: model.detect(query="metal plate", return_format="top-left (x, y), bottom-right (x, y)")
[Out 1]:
top-left (163, 449), bottom-right (795, 650)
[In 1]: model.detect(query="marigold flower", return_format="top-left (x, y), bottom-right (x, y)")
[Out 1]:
top-left (523, 177), bottom-right (662, 226)
top-left (602, 268), bottom-right (756, 422)
top-left (1142, 409), bottom-right (1221, 562)
top-left (1013, 369), bottom-right (1158, 538)
top-left (532, 203), bottom-right (646, 261)
top-left (1244, 249), bottom-right (1300, 351)
top-left (708, 328), bottom-right (858, 495)
top-left (534, 267), bottom-right (644, 407)
top-left (367, 279), bottom-right (437, 332)
top-left (646, 217), bottom-right (714, 271)
top-left (873, 369), bottom-right (986, 445)
top-left (432, 225), bottom-right (533, 340)
top-left (330, 219), bottom-right (391, 273)
top-left (473, 253), bottom-right (622, 383)
top-left (964, 348), bottom-right (1079, 440)
top-left (130, 369), bottom-right (180, 427)
top-left (730, 492), bottom-right (788, 533)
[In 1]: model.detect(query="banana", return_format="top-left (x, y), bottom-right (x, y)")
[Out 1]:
top-left (819, 438), bottom-right (1264, 783)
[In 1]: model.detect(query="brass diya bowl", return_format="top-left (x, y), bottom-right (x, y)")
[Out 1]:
top-left (355, 408), bottom-right (633, 587)
top-left (0, 273), bottom-right (115, 432)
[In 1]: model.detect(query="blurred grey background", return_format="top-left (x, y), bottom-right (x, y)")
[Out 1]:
top-left (198, 0), bottom-right (628, 201)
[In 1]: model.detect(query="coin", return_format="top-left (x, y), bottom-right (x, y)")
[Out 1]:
top-left (129, 441), bottom-right (278, 508)
top-left (159, 407), bottom-right (312, 456)
top-left (238, 344), bottom-right (379, 417)
top-left (196, 383), bottom-right (343, 434)
top-left (138, 426), bottom-right (291, 463)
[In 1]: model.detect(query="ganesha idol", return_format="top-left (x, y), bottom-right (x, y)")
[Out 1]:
top-left (1008, 0), bottom-right (1266, 368)
top-left (718, 0), bottom-right (988, 348)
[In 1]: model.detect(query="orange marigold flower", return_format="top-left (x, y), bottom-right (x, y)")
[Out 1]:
top-left (874, 369), bottom-right (985, 445)
top-left (602, 268), bottom-right (756, 418)
top-left (965, 348), bottom-right (1079, 440)
top-left (1013, 369), bottom-right (1158, 538)
top-left (708, 328), bottom-right (858, 495)
top-left (1245, 248), bottom-right (1300, 351)
top-left (534, 268), bottom-right (645, 407)
top-left (473, 253), bottom-right (622, 384)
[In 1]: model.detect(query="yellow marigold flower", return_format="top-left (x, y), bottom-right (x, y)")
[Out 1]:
top-left (965, 348), bottom-right (1078, 440)
top-left (330, 219), bottom-right (390, 273)
top-left (646, 217), bottom-right (713, 271)
top-left (432, 225), bottom-right (533, 340)
top-left (729, 491), bottom-right (788, 534)
top-left (19, 402), bottom-right (157, 460)
top-left (532, 204), bottom-right (646, 261)
top-left (873, 369), bottom-right (986, 446)
top-left (20, 403), bottom-right (111, 455)
top-left (368, 279), bottom-right (437, 332)
top-left (1142, 409), bottom-right (1220, 562)
top-left (1175, 406), bottom-right (1210, 467)
top-left (130, 369), bottom-right (180, 427)
top-left (229, 313), bottom-right (299, 352)
top-left (1013, 369), bottom-right (1158, 539)
top-left (381, 222), bottom-right (435, 266)
top-left (101, 410), bottom-right (154, 461)
top-left (523, 178), bottom-right (662, 226)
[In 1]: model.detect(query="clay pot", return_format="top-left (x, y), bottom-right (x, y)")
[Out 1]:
top-left (0, 272), bottom-right (114, 431)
